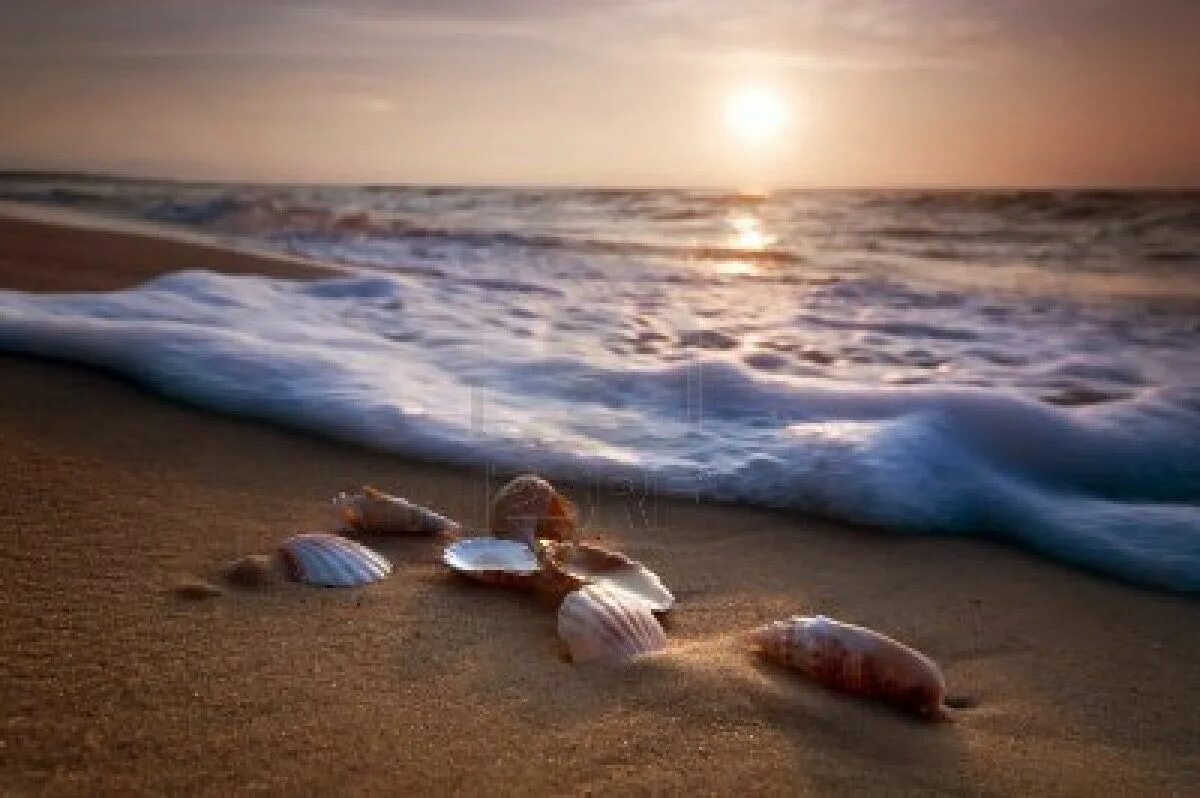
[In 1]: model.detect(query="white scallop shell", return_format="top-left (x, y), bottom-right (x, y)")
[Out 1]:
top-left (442, 537), bottom-right (541, 588)
top-left (279, 533), bottom-right (392, 588)
top-left (544, 542), bottom-right (674, 612)
top-left (333, 486), bottom-right (460, 536)
top-left (557, 584), bottom-right (668, 665)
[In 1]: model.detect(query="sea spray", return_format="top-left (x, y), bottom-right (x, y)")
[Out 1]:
top-left (1, 269), bottom-right (1198, 591)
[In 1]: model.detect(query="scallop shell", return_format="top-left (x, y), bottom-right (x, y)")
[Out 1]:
top-left (278, 533), bottom-right (393, 588)
top-left (333, 485), bottom-right (460, 537)
top-left (557, 584), bottom-right (668, 665)
top-left (750, 615), bottom-right (949, 720)
top-left (442, 536), bottom-right (542, 589)
top-left (489, 474), bottom-right (577, 542)
top-left (542, 541), bottom-right (674, 612)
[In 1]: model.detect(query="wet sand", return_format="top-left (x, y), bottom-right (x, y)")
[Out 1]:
top-left (1, 205), bottom-right (1198, 795)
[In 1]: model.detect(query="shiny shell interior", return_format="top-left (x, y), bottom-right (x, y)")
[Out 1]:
top-left (557, 583), bottom-right (668, 665)
top-left (279, 533), bottom-right (392, 588)
top-left (442, 537), bottom-right (541, 587)
top-left (545, 542), bottom-right (674, 612)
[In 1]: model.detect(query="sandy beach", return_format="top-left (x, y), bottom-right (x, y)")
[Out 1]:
top-left (2, 206), bottom-right (1199, 795)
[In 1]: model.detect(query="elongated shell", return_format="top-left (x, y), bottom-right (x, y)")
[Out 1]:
top-left (750, 615), bottom-right (949, 720)
top-left (542, 542), bottom-right (674, 612)
top-left (333, 486), bottom-right (460, 537)
top-left (489, 474), bottom-right (577, 542)
top-left (278, 533), bottom-right (392, 588)
top-left (557, 584), bottom-right (667, 665)
top-left (442, 537), bottom-right (541, 589)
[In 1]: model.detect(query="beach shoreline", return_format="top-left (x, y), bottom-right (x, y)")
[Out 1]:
top-left (2, 203), bottom-right (1198, 795)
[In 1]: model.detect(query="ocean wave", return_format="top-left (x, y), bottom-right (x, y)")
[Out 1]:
top-left (1, 270), bottom-right (1198, 592)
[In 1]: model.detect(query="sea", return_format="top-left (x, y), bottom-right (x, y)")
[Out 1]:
top-left (1, 175), bottom-right (1198, 591)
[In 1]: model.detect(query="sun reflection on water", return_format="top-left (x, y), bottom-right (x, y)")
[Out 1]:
top-left (717, 214), bottom-right (776, 276)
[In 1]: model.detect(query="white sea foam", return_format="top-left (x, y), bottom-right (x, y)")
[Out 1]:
top-left (2, 269), bottom-right (1198, 592)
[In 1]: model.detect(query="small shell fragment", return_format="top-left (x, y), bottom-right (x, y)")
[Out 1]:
top-left (750, 615), bottom-right (950, 720)
top-left (489, 474), bottom-right (577, 542)
top-left (542, 542), bottom-right (674, 612)
top-left (442, 537), bottom-right (541, 589)
top-left (557, 584), bottom-right (668, 665)
top-left (334, 486), bottom-right (460, 537)
top-left (220, 553), bottom-right (285, 588)
top-left (173, 578), bottom-right (224, 600)
top-left (278, 533), bottom-right (392, 588)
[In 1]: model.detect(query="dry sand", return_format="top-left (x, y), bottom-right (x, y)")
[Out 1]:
top-left (1, 205), bottom-right (1198, 795)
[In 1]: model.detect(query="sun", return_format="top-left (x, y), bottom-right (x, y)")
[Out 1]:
top-left (725, 86), bottom-right (789, 144)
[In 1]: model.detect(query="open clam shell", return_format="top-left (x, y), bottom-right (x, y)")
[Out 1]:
top-left (278, 533), bottom-right (392, 588)
top-left (542, 541), bottom-right (674, 612)
top-left (489, 474), bottom-right (577, 542)
top-left (442, 536), bottom-right (541, 589)
top-left (333, 485), bottom-right (461, 537)
top-left (557, 584), bottom-right (667, 665)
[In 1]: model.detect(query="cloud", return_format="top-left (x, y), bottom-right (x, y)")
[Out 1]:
top-left (2, 0), bottom-right (1197, 73)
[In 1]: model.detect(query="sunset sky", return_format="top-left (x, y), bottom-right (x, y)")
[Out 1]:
top-left (1, 0), bottom-right (1198, 187)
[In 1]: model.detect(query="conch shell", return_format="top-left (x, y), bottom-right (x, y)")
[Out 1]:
top-left (539, 541), bottom-right (674, 612)
top-left (489, 474), bottom-right (577, 542)
top-left (557, 584), bottom-right (668, 665)
top-left (442, 536), bottom-right (542, 589)
top-left (334, 486), bottom-right (461, 537)
top-left (750, 615), bottom-right (950, 721)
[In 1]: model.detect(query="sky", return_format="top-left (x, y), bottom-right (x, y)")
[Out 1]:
top-left (1, 0), bottom-right (1198, 187)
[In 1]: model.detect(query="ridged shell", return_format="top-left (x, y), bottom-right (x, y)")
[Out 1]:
top-left (557, 584), bottom-right (668, 665)
top-left (543, 542), bottom-right (674, 612)
top-left (333, 485), bottom-right (460, 537)
top-left (442, 537), bottom-right (541, 589)
top-left (278, 533), bottom-right (392, 588)
top-left (750, 615), bottom-right (949, 720)
top-left (489, 474), bottom-right (577, 542)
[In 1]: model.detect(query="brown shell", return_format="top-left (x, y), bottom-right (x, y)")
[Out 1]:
top-left (540, 541), bottom-right (674, 612)
top-left (333, 486), bottom-right (461, 536)
top-left (488, 474), bottom-right (577, 542)
top-left (220, 553), bottom-right (285, 588)
top-left (750, 615), bottom-right (949, 720)
top-left (557, 584), bottom-right (668, 665)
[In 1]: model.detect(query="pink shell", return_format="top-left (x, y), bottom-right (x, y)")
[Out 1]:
top-left (751, 615), bottom-right (949, 720)
top-left (542, 542), bottom-right (674, 612)
top-left (333, 486), bottom-right (460, 536)
top-left (557, 584), bottom-right (667, 665)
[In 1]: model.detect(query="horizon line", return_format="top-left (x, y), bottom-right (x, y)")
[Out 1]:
top-left (1, 167), bottom-right (1197, 194)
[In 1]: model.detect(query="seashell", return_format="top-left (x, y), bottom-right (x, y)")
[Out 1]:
top-left (750, 615), bottom-right (950, 720)
top-left (541, 541), bottom-right (674, 612)
top-left (173, 578), bottom-right (224, 600)
top-left (333, 485), bottom-right (461, 537)
top-left (489, 474), bottom-right (577, 543)
top-left (442, 536), bottom-right (541, 589)
top-left (278, 533), bottom-right (392, 588)
top-left (557, 584), bottom-right (668, 665)
top-left (220, 553), bottom-right (285, 588)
